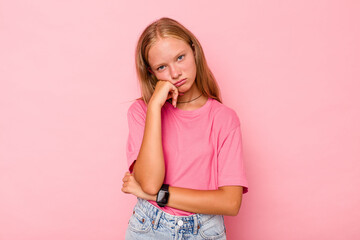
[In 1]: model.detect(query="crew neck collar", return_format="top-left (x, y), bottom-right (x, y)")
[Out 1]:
top-left (165, 97), bottom-right (212, 116)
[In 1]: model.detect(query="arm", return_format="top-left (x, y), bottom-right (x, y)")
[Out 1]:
top-left (160, 185), bottom-right (243, 216)
top-left (132, 103), bottom-right (165, 195)
top-left (122, 172), bottom-right (244, 216)
top-left (132, 80), bottom-right (179, 195)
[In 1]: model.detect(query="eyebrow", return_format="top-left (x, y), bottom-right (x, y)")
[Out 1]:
top-left (152, 50), bottom-right (186, 69)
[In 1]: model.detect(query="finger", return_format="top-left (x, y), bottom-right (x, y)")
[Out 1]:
top-left (128, 175), bottom-right (135, 182)
top-left (123, 176), bottom-right (129, 182)
top-left (121, 187), bottom-right (129, 193)
top-left (172, 88), bottom-right (178, 108)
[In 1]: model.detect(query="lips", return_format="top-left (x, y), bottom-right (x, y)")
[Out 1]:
top-left (174, 78), bottom-right (187, 87)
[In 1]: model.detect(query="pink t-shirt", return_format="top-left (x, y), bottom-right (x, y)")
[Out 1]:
top-left (126, 97), bottom-right (248, 216)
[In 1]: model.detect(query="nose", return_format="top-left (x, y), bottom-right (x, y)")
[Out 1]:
top-left (169, 64), bottom-right (181, 79)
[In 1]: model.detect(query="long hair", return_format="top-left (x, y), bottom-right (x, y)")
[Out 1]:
top-left (135, 17), bottom-right (222, 104)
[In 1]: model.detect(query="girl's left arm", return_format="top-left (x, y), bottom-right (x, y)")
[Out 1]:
top-left (122, 172), bottom-right (243, 216)
top-left (164, 185), bottom-right (243, 216)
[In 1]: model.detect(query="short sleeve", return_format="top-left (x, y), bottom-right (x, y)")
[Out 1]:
top-left (126, 100), bottom-right (146, 173)
top-left (217, 125), bottom-right (249, 194)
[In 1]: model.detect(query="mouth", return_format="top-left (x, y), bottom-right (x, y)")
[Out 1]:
top-left (174, 78), bottom-right (187, 87)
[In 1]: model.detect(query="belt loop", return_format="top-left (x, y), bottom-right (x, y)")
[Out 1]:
top-left (193, 214), bottom-right (199, 234)
top-left (152, 209), bottom-right (162, 230)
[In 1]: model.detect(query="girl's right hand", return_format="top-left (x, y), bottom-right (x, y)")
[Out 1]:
top-left (149, 80), bottom-right (179, 108)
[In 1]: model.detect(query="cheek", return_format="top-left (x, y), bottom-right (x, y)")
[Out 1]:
top-left (184, 59), bottom-right (197, 76)
top-left (184, 59), bottom-right (196, 72)
top-left (155, 71), bottom-right (170, 80)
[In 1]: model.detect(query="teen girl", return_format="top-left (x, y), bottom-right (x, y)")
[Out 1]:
top-left (121, 17), bottom-right (248, 239)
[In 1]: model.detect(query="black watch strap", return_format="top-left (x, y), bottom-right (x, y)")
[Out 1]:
top-left (156, 184), bottom-right (170, 207)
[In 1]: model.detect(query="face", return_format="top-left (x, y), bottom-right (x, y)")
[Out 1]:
top-left (147, 37), bottom-right (197, 93)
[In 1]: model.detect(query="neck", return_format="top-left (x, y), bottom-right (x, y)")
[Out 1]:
top-left (175, 84), bottom-right (207, 110)
top-left (177, 86), bottom-right (202, 103)
top-left (177, 93), bottom-right (202, 104)
top-left (175, 94), bottom-right (208, 111)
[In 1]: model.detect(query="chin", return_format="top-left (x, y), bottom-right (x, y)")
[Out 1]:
top-left (179, 86), bottom-right (191, 94)
top-left (181, 81), bottom-right (195, 92)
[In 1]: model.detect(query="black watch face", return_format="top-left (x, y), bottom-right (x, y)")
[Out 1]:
top-left (157, 190), bottom-right (169, 205)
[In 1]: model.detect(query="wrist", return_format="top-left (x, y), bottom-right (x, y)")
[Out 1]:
top-left (148, 101), bottom-right (162, 110)
top-left (150, 194), bottom-right (157, 201)
top-left (139, 192), bottom-right (157, 201)
top-left (156, 184), bottom-right (170, 207)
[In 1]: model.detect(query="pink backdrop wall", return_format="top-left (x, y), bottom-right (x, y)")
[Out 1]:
top-left (1, 0), bottom-right (359, 239)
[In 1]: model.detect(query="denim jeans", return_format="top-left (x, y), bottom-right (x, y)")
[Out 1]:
top-left (125, 198), bottom-right (227, 240)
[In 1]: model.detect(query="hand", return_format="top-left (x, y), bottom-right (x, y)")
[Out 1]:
top-left (149, 80), bottom-right (179, 108)
top-left (121, 171), bottom-right (157, 201)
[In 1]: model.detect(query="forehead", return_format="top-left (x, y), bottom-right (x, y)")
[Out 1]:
top-left (148, 37), bottom-right (190, 65)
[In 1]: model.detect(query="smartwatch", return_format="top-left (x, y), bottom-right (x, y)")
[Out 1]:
top-left (156, 184), bottom-right (170, 207)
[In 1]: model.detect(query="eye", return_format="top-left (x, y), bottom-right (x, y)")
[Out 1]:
top-left (178, 54), bottom-right (185, 61)
top-left (157, 65), bottom-right (165, 71)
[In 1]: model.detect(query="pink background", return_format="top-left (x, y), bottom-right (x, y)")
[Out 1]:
top-left (1, 0), bottom-right (359, 239)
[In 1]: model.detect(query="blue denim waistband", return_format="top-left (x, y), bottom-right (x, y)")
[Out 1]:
top-left (133, 197), bottom-right (220, 234)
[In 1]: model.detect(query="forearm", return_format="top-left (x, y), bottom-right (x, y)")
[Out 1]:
top-left (133, 103), bottom-right (165, 195)
top-left (148, 186), bottom-right (243, 216)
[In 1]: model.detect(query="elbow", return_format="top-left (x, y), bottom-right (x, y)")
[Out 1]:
top-left (141, 183), bottom-right (161, 196)
top-left (132, 168), bottom-right (163, 195)
top-left (227, 198), bottom-right (242, 216)
top-left (229, 207), bottom-right (240, 216)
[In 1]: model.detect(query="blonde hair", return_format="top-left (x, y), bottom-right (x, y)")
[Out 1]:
top-left (135, 17), bottom-right (222, 104)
